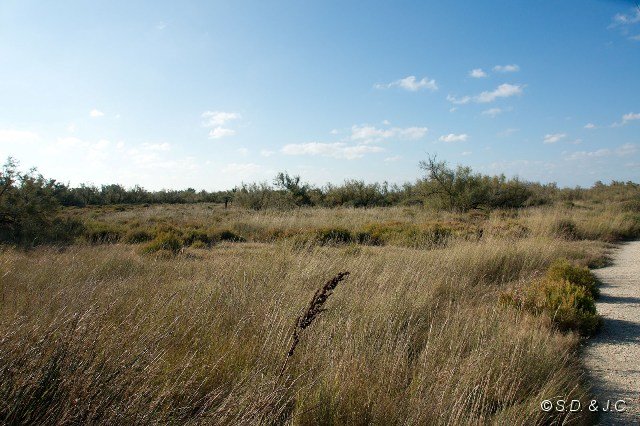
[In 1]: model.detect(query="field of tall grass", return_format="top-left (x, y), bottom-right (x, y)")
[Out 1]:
top-left (1, 200), bottom-right (638, 424)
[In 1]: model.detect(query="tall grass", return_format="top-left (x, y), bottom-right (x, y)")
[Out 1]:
top-left (0, 227), bottom-right (610, 423)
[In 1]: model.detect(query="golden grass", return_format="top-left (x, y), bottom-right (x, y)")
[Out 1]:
top-left (0, 214), bottom-right (614, 424)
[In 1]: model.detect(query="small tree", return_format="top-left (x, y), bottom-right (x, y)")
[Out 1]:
top-left (0, 157), bottom-right (82, 246)
top-left (273, 172), bottom-right (312, 208)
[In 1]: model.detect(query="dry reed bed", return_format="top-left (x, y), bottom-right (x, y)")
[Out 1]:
top-left (0, 234), bottom-right (609, 424)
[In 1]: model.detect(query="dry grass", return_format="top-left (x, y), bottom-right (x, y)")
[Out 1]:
top-left (1, 202), bottom-right (633, 424)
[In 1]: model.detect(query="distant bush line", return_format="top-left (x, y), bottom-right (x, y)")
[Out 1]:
top-left (1, 155), bottom-right (639, 247)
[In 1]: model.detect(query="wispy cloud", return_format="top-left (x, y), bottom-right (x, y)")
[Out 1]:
top-left (448, 83), bottom-right (523, 105)
top-left (584, 123), bottom-right (597, 129)
top-left (543, 133), bottom-right (567, 144)
top-left (566, 144), bottom-right (636, 161)
top-left (89, 109), bottom-right (105, 118)
top-left (260, 149), bottom-right (275, 157)
top-left (611, 112), bottom-right (640, 127)
top-left (282, 142), bottom-right (384, 160)
top-left (439, 133), bottom-right (469, 143)
top-left (202, 111), bottom-right (241, 139)
top-left (350, 125), bottom-right (428, 143)
top-left (375, 75), bottom-right (438, 92)
top-left (384, 155), bottom-right (402, 162)
top-left (482, 107), bottom-right (504, 118)
top-left (610, 9), bottom-right (640, 27)
top-left (498, 128), bottom-right (519, 137)
top-left (476, 84), bottom-right (523, 103)
top-left (446, 94), bottom-right (472, 105)
top-left (493, 64), bottom-right (520, 73)
top-left (469, 68), bottom-right (487, 78)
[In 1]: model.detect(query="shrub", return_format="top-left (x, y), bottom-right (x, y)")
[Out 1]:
top-left (313, 227), bottom-right (352, 245)
top-left (124, 229), bottom-right (154, 244)
top-left (183, 229), bottom-right (212, 246)
top-left (501, 278), bottom-right (601, 336)
top-left (552, 219), bottom-right (581, 240)
top-left (142, 233), bottom-right (183, 254)
top-left (84, 224), bottom-right (124, 244)
top-left (190, 240), bottom-right (208, 249)
top-left (546, 259), bottom-right (598, 297)
top-left (214, 229), bottom-right (245, 242)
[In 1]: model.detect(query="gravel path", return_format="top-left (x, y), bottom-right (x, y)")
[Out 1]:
top-left (584, 241), bottom-right (640, 425)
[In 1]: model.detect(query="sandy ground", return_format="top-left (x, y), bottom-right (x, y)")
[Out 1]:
top-left (584, 241), bottom-right (640, 425)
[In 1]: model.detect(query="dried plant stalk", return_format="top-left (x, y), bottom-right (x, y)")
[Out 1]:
top-left (280, 271), bottom-right (350, 376)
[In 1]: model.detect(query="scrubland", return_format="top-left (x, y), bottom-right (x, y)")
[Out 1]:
top-left (1, 197), bottom-right (639, 425)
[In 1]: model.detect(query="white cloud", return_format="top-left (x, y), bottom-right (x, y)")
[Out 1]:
top-left (566, 149), bottom-right (611, 161)
top-left (493, 64), bottom-right (520, 73)
top-left (631, 34), bottom-right (640, 41)
top-left (202, 111), bottom-right (241, 139)
top-left (623, 112), bottom-right (640, 123)
top-left (482, 107), bottom-right (503, 118)
top-left (237, 147), bottom-right (249, 156)
top-left (439, 133), bottom-right (469, 143)
top-left (616, 143), bottom-right (638, 156)
top-left (0, 129), bottom-right (39, 143)
top-left (498, 128), bottom-right (519, 137)
top-left (543, 133), bottom-right (567, 144)
top-left (209, 127), bottom-right (236, 139)
top-left (67, 123), bottom-right (77, 133)
top-left (156, 21), bottom-right (167, 30)
top-left (565, 144), bottom-right (636, 161)
top-left (384, 155), bottom-right (402, 162)
top-left (611, 112), bottom-right (640, 127)
top-left (461, 151), bottom-right (472, 156)
top-left (375, 75), bottom-right (438, 92)
top-left (584, 123), bottom-right (597, 129)
top-left (447, 84), bottom-right (523, 106)
top-left (611, 9), bottom-right (640, 27)
top-left (447, 94), bottom-right (472, 105)
top-left (475, 84), bottom-right (523, 103)
top-left (202, 111), bottom-right (240, 127)
top-left (469, 68), bottom-right (487, 78)
top-left (89, 109), bottom-right (105, 118)
top-left (260, 149), bottom-right (275, 157)
top-left (282, 142), bottom-right (384, 160)
top-left (350, 125), bottom-right (427, 143)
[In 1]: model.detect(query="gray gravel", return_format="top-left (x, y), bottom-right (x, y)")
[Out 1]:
top-left (584, 241), bottom-right (640, 425)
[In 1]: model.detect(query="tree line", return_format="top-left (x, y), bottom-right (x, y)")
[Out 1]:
top-left (1, 156), bottom-right (638, 247)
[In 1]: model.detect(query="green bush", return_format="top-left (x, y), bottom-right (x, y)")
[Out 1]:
top-left (84, 224), bottom-right (124, 244)
top-left (313, 227), bottom-right (352, 245)
top-left (124, 229), bottom-right (154, 244)
top-left (190, 240), bottom-right (208, 249)
top-left (552, 219), bottom-right (581, 240)
top-left (183, 229), bottom-right (212, 246)
top-left (214, 229), bottom-right (245, 242)
top-left (546, 259), bottom-right (599, 297)
top-left (142, 233), bottom-right (183, 254)
top-left (501, 278), bottom-right (601, 336)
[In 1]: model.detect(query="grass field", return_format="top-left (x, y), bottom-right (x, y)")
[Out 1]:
top-left (1, 200), bottom-right (639, 424)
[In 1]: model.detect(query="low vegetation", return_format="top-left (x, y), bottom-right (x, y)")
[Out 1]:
top-left (0, 156), bottom-right (638, 424)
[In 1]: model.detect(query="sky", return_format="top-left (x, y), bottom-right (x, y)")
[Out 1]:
top-left (0, 0), bottom-right (639, 190)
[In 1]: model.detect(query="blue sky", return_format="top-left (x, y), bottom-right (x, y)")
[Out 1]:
top-left (1, 0), bottom-right (639, 190)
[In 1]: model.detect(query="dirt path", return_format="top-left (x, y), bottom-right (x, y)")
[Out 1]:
top-left (584, 241), bottom-right (640, 425)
